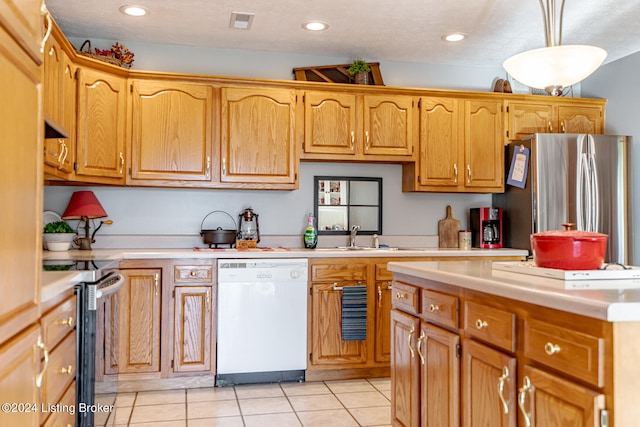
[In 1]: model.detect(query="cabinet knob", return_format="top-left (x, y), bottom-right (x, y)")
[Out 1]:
top-left (59, 317), bottom-right (74, 328)
top-left (544, 342), bottom-right (561, 356)
top-left (475, 319), bottom-right (488, 329)
top-left (395, 292), bottom-right (407, 300)
top-left (429, 304), bottom-right (440, 313)
top-left (60, 365), bottom-right (74, 375)
top-left (190, 270), bottom-right (197, 277)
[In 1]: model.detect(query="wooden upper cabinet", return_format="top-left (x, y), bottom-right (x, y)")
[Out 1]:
top-left (220, 87), bottom-right (298, 188)
top-left (304, 91), bottom-right (358, 155)
top-left (129, 80), bottom-right (215, 186)
top-left (405, 96), bottom-right (502, 193)
top-left (363, 94), bottom-right (413, 157)
top-left (464, 99), bottom-right (504, 191)
top-left (302, 91), bottom-right (414, 161)
top-left (75, 67), bottom-right (127, 184)
top-left (558, 104), bottom-right (603, 134)
top-left (506, 100), bottom-right (605, 142)
top-left (43, 33), bottom-right (63, 126)
top-left (415, 96), bottom-right (461, 188)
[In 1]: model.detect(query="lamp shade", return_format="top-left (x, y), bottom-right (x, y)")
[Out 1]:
top-left (61, 191), bottom-right (108, 219)
top-left (503, 44), bottom-right (607, 91)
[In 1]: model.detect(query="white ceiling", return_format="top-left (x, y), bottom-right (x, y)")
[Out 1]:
top-left (46, 0), bottom-right (640, 69)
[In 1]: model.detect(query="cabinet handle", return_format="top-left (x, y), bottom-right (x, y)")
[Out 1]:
top-left (222, 157), bottom-right (226, 176)
top-left (61, 142), bottom-right (69, 167)
top-left (466, 164), bottom-right (472, 184)
top-left (453, 163), bottom-right (458, 183)
top-left (40, 1), bottom-right (52, 54)
top-left (429, 304), bottom-right (440, 313)
top-left (365, 131), bottom-right (370, 151)
top-left (544, 342), bottom-right (561, 356)
top-left (395, 292), bottom-right (407, 300)
top-left (154, 273), bottom-right (159, 296)
top-left (498, 366), bottom-right (510, 415)
top-left (350, 131), bottom-right (355, 150)
top-left (119, 152), bottom-right (124, 175)
top-left (377, 285), bottom-right (382, 305)
top-left (206, 156), bottom-right (211, 178)
top-left (206, 289), bottom-right (211, 312)
top-left (416, 329), bottom-right (426, 365)
top-left (407, 325), bottom-right (415, 359)
top-left (57, 140), bottom-right (65, 164)
top-left (59, 316), bottom-right (75, 328)
top-left (475, 319), bottom-right (488, 329)
top-left (59, 365), bottom-right (74, 375)
top-left (35, 335), bottom-right (49, 388)
top-left (561, 121), bottom-right (566, 133)
top-left (518, 376), bottom-right (532, 427)
top-left (548, 121), bottom-right (553, 132)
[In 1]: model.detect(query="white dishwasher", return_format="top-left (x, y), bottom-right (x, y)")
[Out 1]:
top-left (216, 258), bottom-right (308, 386)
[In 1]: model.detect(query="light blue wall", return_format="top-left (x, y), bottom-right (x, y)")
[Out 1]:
top-left (582, 52), bottom-right (640, 264)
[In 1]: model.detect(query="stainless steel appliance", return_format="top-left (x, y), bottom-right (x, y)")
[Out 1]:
top-left (216, 259), bottom-right (307, 386)
top-left (44, 259), bottom-right (124, 427)
top-left (493, 133), bottom-right (631, 264)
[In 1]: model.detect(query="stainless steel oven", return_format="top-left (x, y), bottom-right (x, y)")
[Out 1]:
top-left (44, 258), bottom-right (124, 427)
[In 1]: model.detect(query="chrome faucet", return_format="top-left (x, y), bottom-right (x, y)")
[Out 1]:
top-left (349, 225), bottom-right (361, 248)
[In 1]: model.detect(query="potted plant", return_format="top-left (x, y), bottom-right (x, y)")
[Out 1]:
top-left (43, 221), bottom-right (76, 251)
top-left (347, 59), bottom-right (371, 85)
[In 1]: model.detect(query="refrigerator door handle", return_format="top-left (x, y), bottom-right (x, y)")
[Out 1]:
top-left (588, 135), bottom-right (600, 232)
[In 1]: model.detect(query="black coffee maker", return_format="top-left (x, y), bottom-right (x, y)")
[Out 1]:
top-left (470, 207), bottom-right (503, 248)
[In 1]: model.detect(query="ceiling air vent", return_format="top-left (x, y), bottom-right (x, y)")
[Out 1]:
top-left (229, 12), bottom-right (255, 30)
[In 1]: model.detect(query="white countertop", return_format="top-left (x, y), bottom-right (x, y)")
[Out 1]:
top-left (40, 247), bottom-right (527, 303)
top-left (387, 260), bottom-right (640, 322)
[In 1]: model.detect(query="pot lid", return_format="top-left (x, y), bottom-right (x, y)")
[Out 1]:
top-left (532, 223), bottom-right (607, 239)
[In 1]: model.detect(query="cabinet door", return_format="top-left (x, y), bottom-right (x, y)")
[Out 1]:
top-left (390, 309), bottom-right (420, 427)
top-left (173, 286), bottom-right (213, 373)
top-left (417, 96), bottom-right (460, 187)
top-left (130, 80), bottom-right (215, 184)
top-left (75, 67), bottom-right (127, 183)
top-left (310, 282), bottom-right (367, 366)
top-left (506, 102), bottom-right (554, 140)
top-left (420, 322), bottom-right (461, 427)
top-left (462, 339), bottom-right (516, 427)
top-left (464, 99), bottom-right (504, 191)
top-left (59, 54), bottom-right (76, 174)
top-left (0, 325), bottom-right (41, 427)
top-left (374, 281), bottom-right (392, 364)
top-left (0, 32), bottom-right (41, 345)
top-left (304, 91), bottom-right (357, 155)
top-left (557, 105), bottom-right (603, 134)
top-left (519, 365), bottom-right (604, 427)
top-left (104, 269), bottom-right (161, 374)
top-left (0, 0), bottom-right (44, 62)
top-left (221, 87), bottom-right (298, 186)
top-left (362, 94), bottom-right (413, 157)
top-left (43, 33), bottom-right (63, 125)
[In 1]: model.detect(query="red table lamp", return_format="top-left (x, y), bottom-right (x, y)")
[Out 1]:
top-left (61, 191), bottom-right (112, 250)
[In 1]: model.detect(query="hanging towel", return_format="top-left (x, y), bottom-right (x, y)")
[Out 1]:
top-left (341, 285), bottom-right (367, 341)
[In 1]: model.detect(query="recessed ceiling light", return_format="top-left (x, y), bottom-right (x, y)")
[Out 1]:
top-left (442, 33), bottom-right (466, 42)
top-left (119, 5), bottom-right (147, 16)
top-left (302, 21), bottom-right (329, 31)
top-left (230, 12), bottom-right (255, 30)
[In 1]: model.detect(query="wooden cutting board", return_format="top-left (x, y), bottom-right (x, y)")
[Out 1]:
top-left (438, 205), bottom-right (461, 248)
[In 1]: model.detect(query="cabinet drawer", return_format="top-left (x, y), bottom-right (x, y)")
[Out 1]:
top-left (42, 331), bottom-right (76, 412)
top-left (391, 281), bottom-right (419, 315)
top-left (174, 265), bottom-right (213, 283)
top-left (311, 263), bottom-right (367, 282)
top-left (375, 263), bottom-right (392, 281)
top-left (42, 380), bottom-right (75, 427)
top-left (41, 296), bottom-right (76, 351)
top-left (464, 301), bottom-right (515, 352)
top-left (524, 318), bottom-right (604, 387)
top-left (420, 289), bottom-right (458, 329)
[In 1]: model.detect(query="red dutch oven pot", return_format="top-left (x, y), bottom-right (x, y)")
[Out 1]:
top-left (530, 224), bottom-right (608, 270)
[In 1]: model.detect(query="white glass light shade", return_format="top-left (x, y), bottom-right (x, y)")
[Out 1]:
top-left (503, 44), bottom-right (607, 90)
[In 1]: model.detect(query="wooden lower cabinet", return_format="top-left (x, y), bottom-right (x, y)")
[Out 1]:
top-left (374, 280), bottom-right (392, 363)
top-left (173, 286), bottom-right (213, 373)
top-left (104, 268), bottom-right (162, 375)
top-left (391, 275), bottom-right (613, 427)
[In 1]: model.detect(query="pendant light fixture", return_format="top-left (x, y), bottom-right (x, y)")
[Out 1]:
top-left (503, 0), bottom-right (606, 96)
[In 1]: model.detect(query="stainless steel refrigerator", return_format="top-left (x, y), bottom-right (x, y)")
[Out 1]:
top-left (493, 133), bottom-right (631, 264)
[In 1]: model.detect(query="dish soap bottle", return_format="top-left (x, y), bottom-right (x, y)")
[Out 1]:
top-left (303, 213), bottom-right (318, 249)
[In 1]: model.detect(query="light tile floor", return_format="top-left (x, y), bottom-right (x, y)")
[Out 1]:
top-left (95, 378), bottom-right (392, 427)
